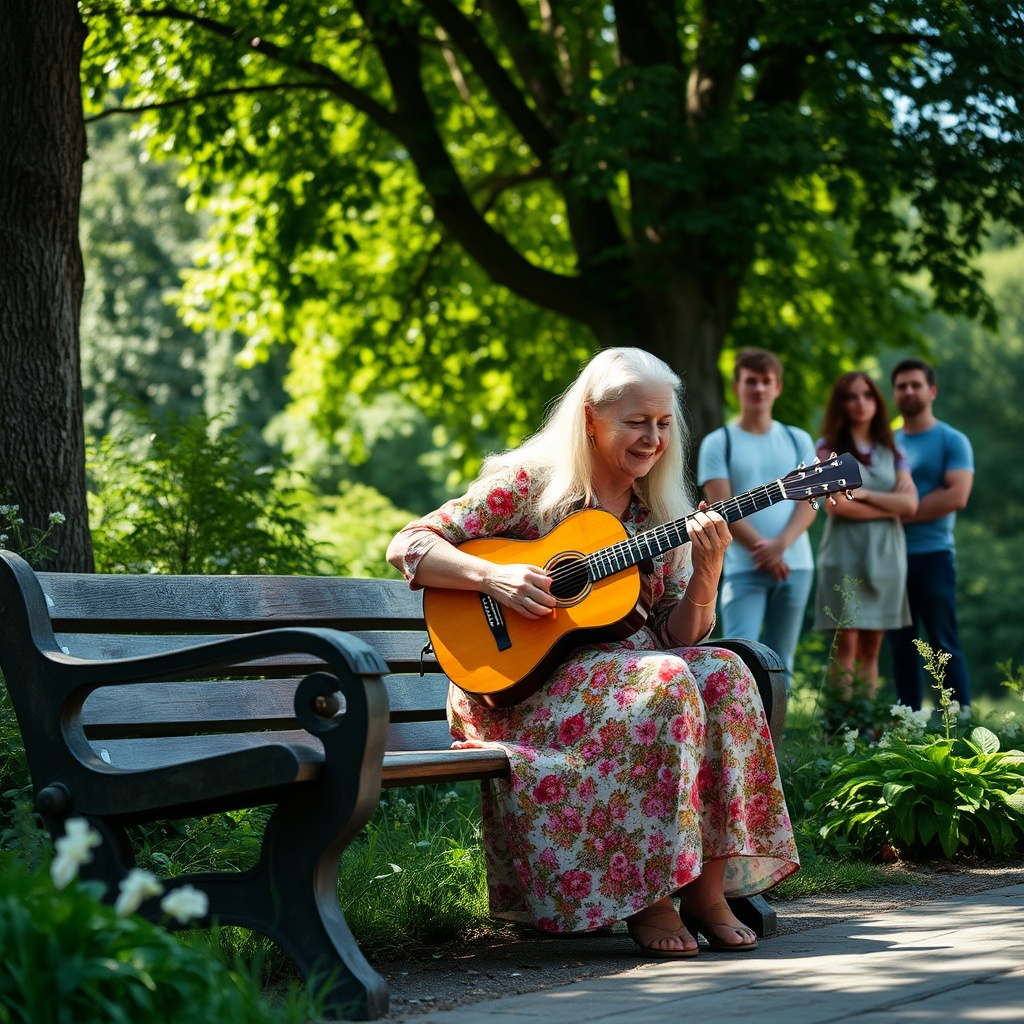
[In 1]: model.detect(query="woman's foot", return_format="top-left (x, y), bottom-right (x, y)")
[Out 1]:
top-left (678, 900), bottom-right (758, 952)
top-left (626, 897), bottom-right (699, 959)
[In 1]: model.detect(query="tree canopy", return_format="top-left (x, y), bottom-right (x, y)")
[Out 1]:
top-left (81, 1), bottom-right (1024, 454)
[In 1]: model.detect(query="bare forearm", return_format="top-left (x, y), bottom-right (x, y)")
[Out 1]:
top-left (904, 487), bottom-right (967, 524)
top-left (854, 489), bottom-right (918, 517)
top-left (667, 573), bottom-right (719, 645)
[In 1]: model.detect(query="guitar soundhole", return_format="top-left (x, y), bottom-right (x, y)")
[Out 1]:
top-left (546, 553), bottom-right (591, 604)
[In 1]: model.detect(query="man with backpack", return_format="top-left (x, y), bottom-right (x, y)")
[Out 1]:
top-left (697, 348), bottom-right (818, 684)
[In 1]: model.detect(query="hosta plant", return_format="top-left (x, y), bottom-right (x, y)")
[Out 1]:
top-left (814, 726), bottom-right (1024, 860)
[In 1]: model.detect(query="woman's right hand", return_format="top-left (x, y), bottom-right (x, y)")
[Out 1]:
top-left (485, 563), bottom-right (556, 619)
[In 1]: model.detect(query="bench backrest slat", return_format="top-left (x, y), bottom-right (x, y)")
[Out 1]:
top-left (90, 731), bottom-right (325, 772)
top-left (39, 573), bottom-right (426, 631)
top-left (79, 673), bottom-right (453, 736)
top-left (41, 572), bottom-right (456, 753)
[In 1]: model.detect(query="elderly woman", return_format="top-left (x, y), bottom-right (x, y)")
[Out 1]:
top-left (387, 347), bottom-right (798, 958)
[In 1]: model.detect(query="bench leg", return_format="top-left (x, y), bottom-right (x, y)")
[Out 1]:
top-left (156, 801), bottom-right (390, 1021)
top-left (728, 894), bottom-right (778, 938)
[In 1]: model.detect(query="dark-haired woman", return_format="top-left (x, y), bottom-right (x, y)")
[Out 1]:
top-left (813, 372), bottom-right (918, 711)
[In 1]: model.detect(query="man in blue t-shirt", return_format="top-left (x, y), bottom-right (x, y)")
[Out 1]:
top-left (697, 348), bottom-right (818, 684)
top-left (888, 359), bottom-right (975, 712)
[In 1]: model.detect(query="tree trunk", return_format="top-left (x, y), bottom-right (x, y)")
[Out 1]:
top-left (589, 256), bottom-right (740, 475)
top-left (0, 1), bottom-right (92, 571)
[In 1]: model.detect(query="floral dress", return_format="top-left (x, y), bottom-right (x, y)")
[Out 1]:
top-left (389, 465), bottom-right (799, 933)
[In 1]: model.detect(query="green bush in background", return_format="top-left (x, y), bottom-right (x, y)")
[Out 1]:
top-left (88, 409), bottom-right (323, 576)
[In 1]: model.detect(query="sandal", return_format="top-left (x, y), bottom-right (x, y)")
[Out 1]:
top-left (680, 902), bottom-right (758, 952)
top-left (626, 899), bottom-right (699, 959)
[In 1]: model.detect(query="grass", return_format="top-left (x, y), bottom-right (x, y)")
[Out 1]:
top-left (769, 857), bottom-right (915, 900)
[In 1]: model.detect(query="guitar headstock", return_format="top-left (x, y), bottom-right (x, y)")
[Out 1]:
top-left (781, 452), bottom-right (863, 508)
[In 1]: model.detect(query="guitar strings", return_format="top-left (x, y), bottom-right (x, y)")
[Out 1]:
top-left (544, 483), bottom-right (781, 587)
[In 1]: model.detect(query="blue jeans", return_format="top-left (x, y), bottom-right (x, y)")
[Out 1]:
top-left (887, 550), bottom-right (971, 710)
top-left (720, 569), bottom-right (814, 684)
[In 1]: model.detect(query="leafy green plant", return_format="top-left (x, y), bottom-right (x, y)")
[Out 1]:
top-left (812, 641), bottom-right (1024, 860)
top-left (88, 409), bottom-right (323, 575)
top-left (339, 784), bottom-right (491, 955)
top-left (813, 727), bottom-right (1024, 859)
top-left (0, 846), bottom-right (321, 1023)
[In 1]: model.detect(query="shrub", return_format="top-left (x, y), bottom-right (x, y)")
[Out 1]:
top-left (88, 409), bottom-right (322, 575)
top-left (813, 726), bottom-right (1024, 859)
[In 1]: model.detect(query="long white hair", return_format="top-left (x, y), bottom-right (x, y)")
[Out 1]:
top-left (480, 347), bottom-right (696, 529)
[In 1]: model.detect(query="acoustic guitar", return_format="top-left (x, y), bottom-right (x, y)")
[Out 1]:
top-left (423, 453), bottom-right (862, 708)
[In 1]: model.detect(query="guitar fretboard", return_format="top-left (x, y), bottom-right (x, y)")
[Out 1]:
top-left (587, 479), bottom-right (787, 582)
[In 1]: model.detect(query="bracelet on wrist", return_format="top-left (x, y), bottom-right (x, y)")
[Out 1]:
top-left (685, 589), bottom-right (718, 609)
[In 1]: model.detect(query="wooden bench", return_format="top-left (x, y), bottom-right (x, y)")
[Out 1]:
top-left (0, 550), bottom-right (787, 1020)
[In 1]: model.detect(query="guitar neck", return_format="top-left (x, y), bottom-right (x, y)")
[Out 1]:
top-left (588, 479), bottom-right (787, 582)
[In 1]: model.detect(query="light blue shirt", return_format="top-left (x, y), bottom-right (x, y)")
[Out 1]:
top-left (697, 422), bottom-right (817, 574)
top-left (895, 421), bottom-right (974, 555)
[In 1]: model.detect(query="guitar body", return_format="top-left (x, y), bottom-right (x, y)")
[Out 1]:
top-left (422, 452), bottom-right (861, 709)
top-left (423, 508), bottom-right (653, 709)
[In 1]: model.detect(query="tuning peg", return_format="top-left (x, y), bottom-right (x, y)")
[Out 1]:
top-left (827, 494), bottom-right (838, 506)
top-left (809, 498), bottom-right (820, 510)
top-left (844, 490), bottom-right (854, 501)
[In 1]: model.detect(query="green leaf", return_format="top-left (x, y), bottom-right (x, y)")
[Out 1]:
top-left (969, 727), bottom-right (1001, 754)
top-left (938, 806), bottom-right (961, 860)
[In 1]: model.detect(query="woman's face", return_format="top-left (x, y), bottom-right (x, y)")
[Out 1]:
top-left (586, 384), bottom-right (675, 486)
top-left (843, 376), bottom-right (877, 427)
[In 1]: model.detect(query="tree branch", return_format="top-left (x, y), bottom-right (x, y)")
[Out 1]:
top-left (479, 0), bottom-right (572, 132)
top-left (122, 4), bottom-right (403, 135)
top-left (612, 0), bottom-right (681, 68)
top-left (352, 0), bottom-right (597, 323)
top-left (85, 81), bottom-right (328, 122)
top-left (421, 0), bottom-right (561, 160)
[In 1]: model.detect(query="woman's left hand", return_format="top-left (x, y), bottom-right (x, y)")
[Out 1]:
top-left (685, 502), bottom-right (731, 584)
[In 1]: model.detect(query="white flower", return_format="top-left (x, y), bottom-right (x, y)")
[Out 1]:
top-left (48, 511), bottom-right (66, 524)
top-left (115, 869), bottom-right (164, 916)
top-left (50, 818), bottom-right (103, 889)
top-left (837, 725), bottom-right (857, 755)
top-left (160, 884), bottom-right (209, 924)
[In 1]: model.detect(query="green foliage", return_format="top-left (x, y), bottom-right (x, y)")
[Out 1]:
top-left (88, 409), bottom-right (323, 575)
top-left (79, 1), bottom-right (1024, 454)
top-left (0, 505), bottom-right (66, 569)
top-left (0, 850), bottom-right (321, 1023)
top-left (303, 483), bottom-right (410, 579)
top-left (881, 240), bottom-right (1024, 697)
top-left (769, 856), bottom-right (915, 902)
top-left (80, 116), bottom-right (290, 448)
top-left (813, 728), bottom-right (1024, 860)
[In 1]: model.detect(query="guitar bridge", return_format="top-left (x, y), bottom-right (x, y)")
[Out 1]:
top-left (479, 593), bottom-right (513, 651)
